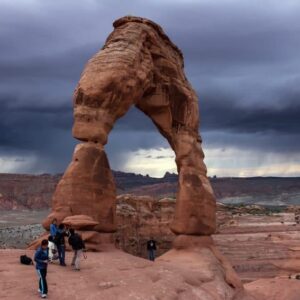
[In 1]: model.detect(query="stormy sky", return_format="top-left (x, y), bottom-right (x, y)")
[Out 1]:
top-left (0, 0), bottom-right (299, 177)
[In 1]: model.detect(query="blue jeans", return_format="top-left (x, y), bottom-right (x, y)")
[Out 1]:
top-left (57, 245), bottom-right (65, 265)
top-left (148, 249), bottom-right (155, 261)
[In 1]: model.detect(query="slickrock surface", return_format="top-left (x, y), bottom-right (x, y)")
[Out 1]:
top-left (245, 277), bottom-right (300, 300)
top-left (0, 238), bottom-right (256, 300)
top-left (115, 196), bottom-right (300, 282)
top-left (45, 15), bottom-right (216, 237)
top-left (214, 229), bottom-right (300, 282)
top-left (21, 196), bottom-right (300, 282)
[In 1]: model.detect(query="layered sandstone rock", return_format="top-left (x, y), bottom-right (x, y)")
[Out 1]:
top-left (62, 215), bottom-right (99, 230)
top-left (245, 277), bottom-right (300, 300)
top-left (0, 173), bottom-right (60, 210)
top-left (43, 143), bottom-right (116, 233)
top-left (115, 194), bottom-right (176, 257)
top-left (44, 16), bottom-right (216, 236)
top-left (115, 195), bottom-right (300, 282)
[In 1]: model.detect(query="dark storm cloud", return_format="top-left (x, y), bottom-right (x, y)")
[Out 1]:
top-left (0, 95), bottom-right (75, 173)
top-left (116, 90), bottom-right (300, 135)
top-left (0, 44), bottom-right (99, 81)
top-left (0, 0), bottom-right (299, 174)
top-left (199, 92), bottom-right (300, 134)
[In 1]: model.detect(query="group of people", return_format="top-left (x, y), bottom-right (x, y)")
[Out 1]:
top-left (34, 218), bottom-right (158, 299)
top-left (34, 218), bottom-right (86, 299)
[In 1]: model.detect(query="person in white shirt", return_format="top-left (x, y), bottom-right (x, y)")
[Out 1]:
top-left (48, 236), bottom-right (58, 262)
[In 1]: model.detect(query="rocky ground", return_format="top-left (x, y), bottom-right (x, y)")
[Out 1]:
top-left (1, 246), bottom-right (299, 300)
top-left (0, 224), bottom-right (44, 249)
top-left (1, 195), bottom-right (300, 284)
top-left (0, 209), bottom-right (49, 248)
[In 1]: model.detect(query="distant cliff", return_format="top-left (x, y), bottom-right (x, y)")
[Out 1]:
top-left (0, 173), bottom-right (60, 210)
top-left (0, 172), bottom-right (299, 210)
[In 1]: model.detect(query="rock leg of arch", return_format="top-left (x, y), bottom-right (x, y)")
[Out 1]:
top-left (43, 16), bottom-right (216, 237)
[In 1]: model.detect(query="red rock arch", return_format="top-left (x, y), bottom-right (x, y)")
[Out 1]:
top-left (43, 16), bottom-right (216, 236)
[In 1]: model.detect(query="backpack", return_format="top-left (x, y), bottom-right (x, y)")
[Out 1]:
top-left (20, 255), bottom-right (33, 265)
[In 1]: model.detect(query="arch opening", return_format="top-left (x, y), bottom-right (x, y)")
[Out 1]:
top-left (106, 106), bottom-right (177, 178)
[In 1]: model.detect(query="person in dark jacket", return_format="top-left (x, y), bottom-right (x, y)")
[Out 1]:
top-left (54, 223), bottom-right (68, 266)
top-left (34, 239), bottom-right (49, 298)
top-left (147, 237), bottom-right (157, 261)
top-left (68, 228), bottom-right (85, 271)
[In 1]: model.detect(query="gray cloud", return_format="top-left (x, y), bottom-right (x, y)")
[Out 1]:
top-left (0, 0), bottom-right (299, 175)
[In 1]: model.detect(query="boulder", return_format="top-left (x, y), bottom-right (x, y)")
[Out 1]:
top-left (62, 215), bottom-right (99, 230)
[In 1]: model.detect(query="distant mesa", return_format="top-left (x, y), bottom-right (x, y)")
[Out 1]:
top-left (163, 171), bottom-right (178, 179)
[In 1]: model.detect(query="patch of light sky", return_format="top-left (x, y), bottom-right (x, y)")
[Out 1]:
top-left (121, 146), bottom-right (300, 178)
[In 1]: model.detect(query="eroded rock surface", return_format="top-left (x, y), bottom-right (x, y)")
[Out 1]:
top-left (43, 143), bottom-right (116, 233)
top-left (0, 245), bottom-right (256, 300)
top-left (44, 15), bottom-right (216, 236)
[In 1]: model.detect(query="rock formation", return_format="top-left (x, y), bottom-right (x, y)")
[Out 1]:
top-left (1, 248), bottom-right (260, 300)
top-left (43, 16), bottom-right (216, 236)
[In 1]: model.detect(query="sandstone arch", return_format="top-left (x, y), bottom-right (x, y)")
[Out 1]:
top-left (43, 16), bottom-right (216, 237)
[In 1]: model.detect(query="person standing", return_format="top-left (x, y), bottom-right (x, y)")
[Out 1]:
top-left (34, 239), bottom-right (49, 299)
top-left (68, 228), bottom-right (85, 271)
top-left (147, 237), bottom-right (157, 261)
top-left (48, 236), bottom-right (58, 263)
top-left (54, 224), bottom-right (68, 266)
top-left (49, 218), bottom-right (57, 239)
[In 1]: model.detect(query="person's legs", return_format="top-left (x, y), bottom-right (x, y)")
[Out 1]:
top-left (41, 269), bottom-right (48, 294)
top-left (57, 244), bottom-right (62, 264)
top-left (152, 250), bottom-right (156, 261)
top-left (37, 269), bottom-right (47, 295)
top-left (36, 270), bottom-right (42, 293)
top-left (148, 249), bottom-right (154, 261)
top-left (57, 244), bottom-right (66, 265)
top-left (71, 250), bottom-right (77, 266)
top-left (75, 250), bottom-right (82, 270)
top-left (61, 245), bottom-right (66, 265)
top-left (150, 249), bottom-right (156, 261)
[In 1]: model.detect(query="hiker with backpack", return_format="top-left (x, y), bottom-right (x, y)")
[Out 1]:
top-left (54, 223), bottom-right (68, 266)
top-left (34, 239), bottom-right (49, 299)
top-left (68, 228), bottom-right (85, 271)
